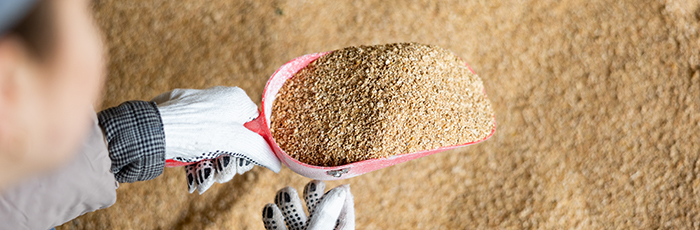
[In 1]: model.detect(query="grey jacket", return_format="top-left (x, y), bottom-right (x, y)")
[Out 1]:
top-left (0, 101), bottom-right (166, 230)
top-left (0, 117), bottom-right (117, 230)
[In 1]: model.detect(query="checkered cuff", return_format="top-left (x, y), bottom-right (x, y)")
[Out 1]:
top-left (98, 101), bottom-right (165, 183)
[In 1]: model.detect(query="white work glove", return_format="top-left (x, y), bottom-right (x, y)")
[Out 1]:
top-left (262, 180), bottom-right (355, 230)
top-left (152, 86), bottom-right (281, 194)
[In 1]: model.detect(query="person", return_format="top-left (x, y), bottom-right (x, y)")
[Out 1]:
top-left (0, 0), bottom-right (354, 229)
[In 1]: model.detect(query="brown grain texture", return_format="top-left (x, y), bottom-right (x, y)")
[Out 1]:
top-left (59, 0), bottom-right (700, 229)
top-left (271, 43), bottom-right (494, 166)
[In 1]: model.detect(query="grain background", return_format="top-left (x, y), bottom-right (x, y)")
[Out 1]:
top-left (59, 0), bottom-right (700, 229)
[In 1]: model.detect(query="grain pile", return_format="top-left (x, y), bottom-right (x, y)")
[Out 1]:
top-left (271, 43), bottom-right (494, 166)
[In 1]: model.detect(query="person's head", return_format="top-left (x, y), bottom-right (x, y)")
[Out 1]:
top-left (0, 0), bottom-right (105, 188)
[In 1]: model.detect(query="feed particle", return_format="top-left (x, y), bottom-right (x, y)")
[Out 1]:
top-left (271, 43), bottom-right (494, 166)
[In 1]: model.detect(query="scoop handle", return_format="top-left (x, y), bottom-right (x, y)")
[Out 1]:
top-left (244, 111), bottom-right (279, 155)
top-left (243, 112), bottom-right (268, 138)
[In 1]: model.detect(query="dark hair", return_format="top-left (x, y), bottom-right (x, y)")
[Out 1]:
top-left (9, 0), bottom-right (54, 60)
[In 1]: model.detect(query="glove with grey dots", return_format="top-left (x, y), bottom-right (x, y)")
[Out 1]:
top-left (262, 180), bottom-right (355, 230)
top-left (183, 155), bottom-right (255, 194)
top-left (153, 86), bottom-right (281, 194)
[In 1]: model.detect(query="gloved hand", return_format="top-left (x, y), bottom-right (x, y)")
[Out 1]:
top-left (262, 180), bottom-right (355, 230)
top-left (152, 86), bottom-right (281, 194)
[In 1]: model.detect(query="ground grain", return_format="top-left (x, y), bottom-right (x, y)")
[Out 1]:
top-left (271, 43), bottom-right (494, 166)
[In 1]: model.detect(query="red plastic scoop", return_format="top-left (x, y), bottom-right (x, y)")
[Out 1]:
top-left (242, 52), bottom-right (495, 180)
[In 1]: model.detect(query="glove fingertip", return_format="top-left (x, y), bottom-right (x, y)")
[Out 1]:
top-left (195, 161), bottom-right (216, 194)
top-left (215, 155), bottom-right (237, 183)
top-left (274, 186), bottom-right (307, 230)
top-left (262, 204), bottom-right (287, 230)
top-left (185, 165), bottom-right (197, 194)
top-left (337, 184), bottom-right (351, 194)
top-left (236, 158), bottom-right (255, 175)
top-left (304, 180), bottom-right (326, 214)
top-left (215, 172), bottom-right (235, 184)
top-left (197, 179), bottom-right (215, 194)
top-left (335, 184), bottom-right (356, 230)
top-left (324, 187), bottom-right (348, 203)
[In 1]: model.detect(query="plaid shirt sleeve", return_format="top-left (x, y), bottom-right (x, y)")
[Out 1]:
top-left (97, 101), bottom-right (165, 183)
